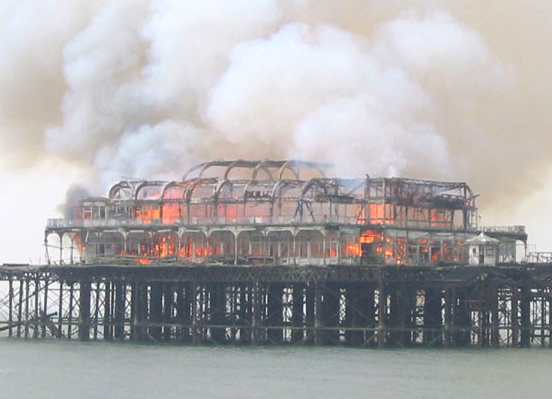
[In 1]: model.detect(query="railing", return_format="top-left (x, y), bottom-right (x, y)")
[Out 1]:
top-left (481, 225), bottom-right (526, 235)
top-left (47, 218), bottom-right (527, 235)
top-left (524, 252), bottom-right (552, 264)
top-left (47, 219), bottom-right (156, 228)
top-left (46, 216), bottom-right (363, 229)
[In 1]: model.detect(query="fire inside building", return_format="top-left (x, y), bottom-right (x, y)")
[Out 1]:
top-left (45, 160), bottom-right (527, 267)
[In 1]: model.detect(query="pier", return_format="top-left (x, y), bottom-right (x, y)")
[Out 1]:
top-left (0, 263), bottom-right (551, 347)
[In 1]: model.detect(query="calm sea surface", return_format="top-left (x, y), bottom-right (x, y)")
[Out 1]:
top-left (0, 339), bottom-right (549, 399)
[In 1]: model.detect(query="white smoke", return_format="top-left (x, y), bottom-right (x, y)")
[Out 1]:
top-left (142, 0), bottom-right (282, 112)
top-left (206, 22), bottom-right (456, 177)
top-left (41, 0), bottom-right (285, 185)
top-left (95, 120), bottom-right (203, 185)
top-left (0, 1), bottom-right (520, 200)
top-left (45, 0), bottom-right (151, 162)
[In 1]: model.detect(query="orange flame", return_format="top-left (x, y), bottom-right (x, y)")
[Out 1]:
top-left (162, 203), bottom-right (181, 224)
top-left (135, 205), bottom-right (161, 224)
top-left (345, 244), bottom-right (362, 257)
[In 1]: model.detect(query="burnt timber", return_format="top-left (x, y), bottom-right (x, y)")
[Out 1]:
top-left (0, 263), bottom-right (551, 348)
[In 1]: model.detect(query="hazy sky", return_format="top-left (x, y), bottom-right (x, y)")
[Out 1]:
top-left (1, 0), bottom-right (552, 263)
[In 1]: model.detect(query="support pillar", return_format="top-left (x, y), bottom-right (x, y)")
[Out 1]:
top-left (267, 283), bottom-right (284, 344)
top-left (490, 286), bottom-right (500, 347)
top-left (520, 284), bottom-right (531, 348)
top-left (114, 282), bottom-right (126, 340)
top-left (133, 282), bottom-right (147, 341)
top-left (323, 284), bottom-right (340, 345)
top-left (150, 282), bottom-right (163, 341)
top-left (78, 280), bottom-right (91, 341)
top-left (190, 282), bottom-right (199, 345)
top-left (392, 287), bottom-right (414, 347)
top-left (305, 283), bottom-right (315, 344)
top-left (56, 280), bottom-right (62, 339)
top-left (8, 278), bottom-right (13, 338)
top-left (251, 282), bottom-right (261, 345)
top-left (344, 286), bottom-right (356, 345)
top-left (291, 284), bottom-right (304, 343)
top-left (388, 288), bottom-right (401, 346)
top-left (33, 278), bottom-right (39, 339)
top-left (163, 284), bottom-right (174, 341)
top-left (103, 281), bottom-right (112, 340)
top-left (445, 288), bottom-right (457, 347)
top-left (239, 284), bottom-right (251, 344)
top-left (377, 279), bottom-right (387, 348)
top-left (24, 279), bottom-right (30, 339)
top-left (511, 287), bottom-right (519, 347)
top-left (314, 282), bottom-right (324, 345)
top-left (42, 278), bottom-right (49, 338)
top-left (175, 283), bottom-right (187, 342)
top-left (454, 289), bottom-right (471, 346)
top-left (423, 288), bottom-right (442, 346)
top-left (67, 283), bottom-right (74, 340)
top-left (209, 283), bottom-right (226, 343)
top-left (549, 287), bottom-right (552, 348)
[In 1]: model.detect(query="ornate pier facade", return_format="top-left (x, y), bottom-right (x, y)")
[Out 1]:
top-left (44, 160), bottom-right (527, 268)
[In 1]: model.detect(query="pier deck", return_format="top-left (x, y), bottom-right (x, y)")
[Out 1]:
top-left (0, 263), bottom-right (551, 347)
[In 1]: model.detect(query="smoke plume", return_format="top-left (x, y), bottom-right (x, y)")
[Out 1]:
top-left (1, 0), bottom-right (551, 214)
top-left (60, 184), bottom-right (91, 218)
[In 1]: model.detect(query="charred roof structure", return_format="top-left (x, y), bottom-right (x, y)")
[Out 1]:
top-left (45, 160), bottom-right (527, 266)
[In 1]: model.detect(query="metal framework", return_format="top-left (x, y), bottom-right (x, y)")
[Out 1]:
top-left (44, 160), bottom-right (527, 267)
top-left (0, 263), bottom-right (551, 347)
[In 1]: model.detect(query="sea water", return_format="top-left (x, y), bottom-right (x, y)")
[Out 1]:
top-left (0, 340), bottom-right (549, 399)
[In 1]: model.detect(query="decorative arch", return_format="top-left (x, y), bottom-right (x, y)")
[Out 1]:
top-left (250, 160), bottom-right (275, 181)
top-left (161, 181), bottom-right (186, 200)
top-left (108, 181), bottom-right (134, 200)
top-left (134, 181), bottom-right (165, 201)
top-left (184, 178), bottom-right (217, 202)
top-left (277, 161), bottom-right (300, 180)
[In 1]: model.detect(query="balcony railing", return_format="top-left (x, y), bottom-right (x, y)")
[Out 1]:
top-left (47, 217), bottom-right (482, 233)
top-left (524, 252), bottom-right (552, 264)
top-left (47, 216), bottom-right (364, 229)
top-left (47, 218), bottom-right (150, 228)
top-left (481, 225), bottom-right (526, 235)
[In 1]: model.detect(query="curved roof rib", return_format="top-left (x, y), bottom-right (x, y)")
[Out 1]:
top-left (183, 160), bottom-right (330, 182)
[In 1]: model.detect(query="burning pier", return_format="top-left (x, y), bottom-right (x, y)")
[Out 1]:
top-left (1, 159), bottom-right (548, 347)
top-left (43, 160), bottom-right (526, 266)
